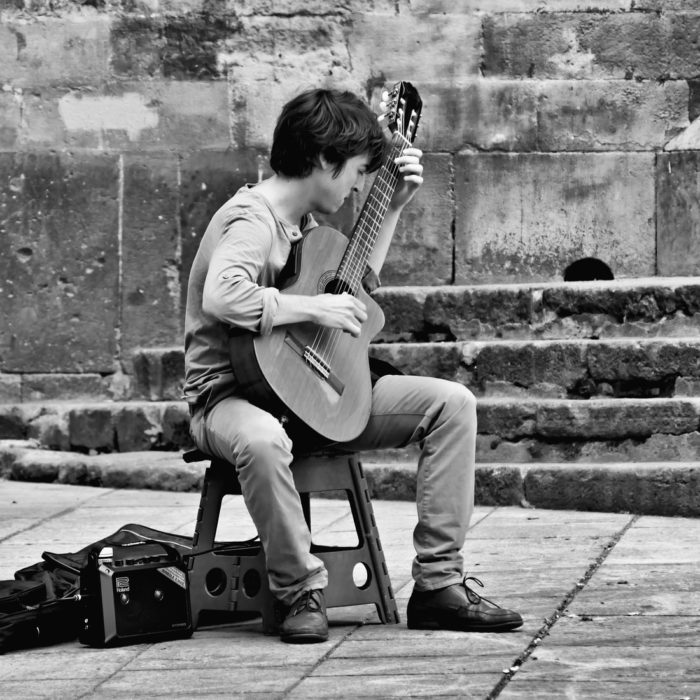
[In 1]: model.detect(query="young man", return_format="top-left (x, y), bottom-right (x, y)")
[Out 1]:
top-left (184, 88), bottom-right (522, 643)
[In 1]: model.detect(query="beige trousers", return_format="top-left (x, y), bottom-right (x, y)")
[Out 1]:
top-left (189, 375), bottom-right (476, 605)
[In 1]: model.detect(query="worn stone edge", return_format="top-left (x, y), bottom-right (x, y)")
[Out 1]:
top-left (2, 441), bottom-right (698, 516)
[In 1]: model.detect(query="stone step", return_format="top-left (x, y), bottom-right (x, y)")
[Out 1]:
top-left (374, 276), bottom-right (700, 342)
top-left (5, 277), bottom-right (699, 404)
top-left (129, 335), bottom-right (700, 402)
top-left (370, 337), bottom-right (700, 399)
top-left (1, 441), bottom-right (697, 517)
top-left (1, 398), bottom-right (698, 463)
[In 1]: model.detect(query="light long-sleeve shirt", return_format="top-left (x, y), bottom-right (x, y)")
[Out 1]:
top-left (183, 186), bottom-right (316, 412)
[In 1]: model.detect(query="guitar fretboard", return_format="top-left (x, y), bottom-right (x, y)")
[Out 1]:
top-left (336, 130), bottom-right (412, 294)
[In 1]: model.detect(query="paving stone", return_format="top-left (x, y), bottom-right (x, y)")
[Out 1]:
top-left (0, 481), bottom-right (693, 698)
top-left (539, 613), bottom-right (700, 646)
top-left (499, 680), bottom-right (700, 699)
top-left (566, 564), bottom-right (700, 616)
top-left (287, 673), bottom-right (500, 699)
top-left (510, 644), bottom-right (700, 681)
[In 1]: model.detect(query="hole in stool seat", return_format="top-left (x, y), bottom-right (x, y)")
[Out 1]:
top-left (205, 568), bottom-right (228, 597)
top-left (352, 562), bottom-right (372, 590)
top-left (242, 567), bottom-right (262, 598)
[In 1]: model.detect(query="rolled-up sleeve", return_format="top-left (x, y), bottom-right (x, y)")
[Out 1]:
top-left (202, 214), bottom-right (280, 334)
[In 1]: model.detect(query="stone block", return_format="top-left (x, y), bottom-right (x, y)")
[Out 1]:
top-left (130, 347), bottom-right (185, 401)
top-left (115, 403), bottom-right (164, 452)
top-left (540, 281), bottom-right (700, 324)
top-left (0, 405), bottom-right (27, 440)
top-left (68, 405), bottom-right (115, 452)
top-left (675, 377), bottom-right (700, 397)
top-left (179, 148), bottom-right (263, 312)
top-left (474, 465), bottom-right (525, 506)
top-left (587, 340), bottom-right (700, 386)
top-left (162, 402), bottom-right (192, 449)
top-left (110, 14), bottom-right (164, 79)
top-left (19, 89), bottom-right (97, 150)
top-left (365, 464), bottom-right (416, 501)
top-left (454, 152), bottom-right (656, 284)
top-left (0, 152), bottom-right (120, 373)
top-left (0, 14), bottom-right (112, 88)
top-left (138, 80), bottom-right (230, 151)
top-left (656, 152), bottom-right (700, 277)
top-left (477, 398), bottom-right (700, 442)
top-left (0, 374), bottom-right (21, 403)
top-left (535, 398), bottom-right (700, 439)
top-left (524, 463), bottom-right (700, 517)
top-left (224, 15), bottom-right (357, 150)
top-left (0, 91), bottom-right (19, 149)
top-left (161, 13), bottom-right (238, 80)
top-left (424, 286), bottom-right (534, 340)
top-left (477, 401), bottom-right (538, 440)
top-left (377, 154), bottom-right (453, 285)
top-left (88, 452), bottom-right (202, 492)
top-left (374, 287), bottom-right (428, 342)
top-left (482, 12), bottom-right (700, 80)
top-left (21, 373), bottom-right (110, 402)
top-left (121, 154), bottom-right (182, 352)
top-left (414, 81), bottom-right (539, 154)
top-left (348, 12), bottom-right (481, 86)
top-left (418, 78), bottom-right (688, 154)
top-left (368, 342), bottom-right (466, 383)
top-left (635, 0), bottom-right (700, 8)
top-left (25, 409), bottom-right (70, 451)
top-left (412, 0), bottom-right (628, 9)
top-left (536, 79), bottom-right (688, 151)
top-left (469, 341), bottom-right (587, 394)
top-left (21, 82), bottom-right (230, 152)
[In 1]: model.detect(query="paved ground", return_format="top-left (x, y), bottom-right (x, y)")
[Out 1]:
top-left (1, 480), bottom-right (699, 699)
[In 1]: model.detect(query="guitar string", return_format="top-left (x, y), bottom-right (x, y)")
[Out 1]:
top-left (311, 127), bottom-right (413, 366)
top-left (308, 127), bottom-right (413, 370)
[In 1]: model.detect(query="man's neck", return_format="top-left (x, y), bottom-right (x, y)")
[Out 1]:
top-left (254, 175), bottom-right (312, 227)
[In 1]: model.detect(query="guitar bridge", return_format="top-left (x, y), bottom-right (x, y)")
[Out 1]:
top-left (283, 332), bottom-right (344, 396)
top-left (303, 347), bottom-right (330, 379)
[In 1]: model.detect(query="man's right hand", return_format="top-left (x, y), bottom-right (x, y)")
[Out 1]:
top-left (310, 293), bottom-right (367, 337)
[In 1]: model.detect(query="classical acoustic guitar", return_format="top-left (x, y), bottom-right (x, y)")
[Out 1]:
top-left (229, 81), bottom-right (423, 443)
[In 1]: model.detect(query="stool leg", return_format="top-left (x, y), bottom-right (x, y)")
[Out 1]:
top-left (347, 456), bottom-right (400, 624)
top-left (291, 452), bottom-right (400, 625)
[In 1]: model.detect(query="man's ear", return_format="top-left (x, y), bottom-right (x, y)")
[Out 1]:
top-left (318, 153), bottom-right (333, 171)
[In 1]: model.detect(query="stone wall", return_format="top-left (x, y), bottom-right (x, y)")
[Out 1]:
top-left (0, 0), bottom-right (699, 387)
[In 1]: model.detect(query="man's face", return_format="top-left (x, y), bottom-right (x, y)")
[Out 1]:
top-left (313, 153), bottom-right (371, 214)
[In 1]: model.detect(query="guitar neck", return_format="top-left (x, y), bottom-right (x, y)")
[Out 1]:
top-left (337, 131), bottom-right (411, 293)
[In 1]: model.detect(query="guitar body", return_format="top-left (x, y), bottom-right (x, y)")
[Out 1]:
top-left (230, 225), bottom-right (385, 443)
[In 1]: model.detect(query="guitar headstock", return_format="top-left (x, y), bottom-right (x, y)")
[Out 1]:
top-left (381, 81), bottom-right (422, 144)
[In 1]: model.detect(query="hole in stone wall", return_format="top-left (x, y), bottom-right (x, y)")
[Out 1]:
top-left (563, 257), bottom-right (614, 281)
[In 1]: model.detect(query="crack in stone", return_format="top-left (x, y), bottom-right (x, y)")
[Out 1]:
top-left (486, 513), bottom-right (640, 699)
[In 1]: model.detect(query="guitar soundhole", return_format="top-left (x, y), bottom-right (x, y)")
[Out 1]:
top-left (324, 276), bottom-right (352, 295)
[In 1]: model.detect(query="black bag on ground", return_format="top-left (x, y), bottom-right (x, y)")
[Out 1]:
top-left (1, 524), bottom-right (195, 654)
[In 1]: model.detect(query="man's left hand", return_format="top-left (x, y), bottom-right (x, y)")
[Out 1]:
top-left (390, 147), bottom-right (423, 211)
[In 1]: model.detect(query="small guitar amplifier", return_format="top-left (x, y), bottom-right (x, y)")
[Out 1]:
top-left (79, 542), bottom-right (192, 647)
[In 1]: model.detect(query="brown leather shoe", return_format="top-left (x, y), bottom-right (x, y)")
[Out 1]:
top-left (407, 576), bottom-right (523, 632)
top-left (279, 589), bottom-right (329, 644)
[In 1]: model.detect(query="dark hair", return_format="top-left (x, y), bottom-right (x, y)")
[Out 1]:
top-left (270, 88), bottom-right (386, 178)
